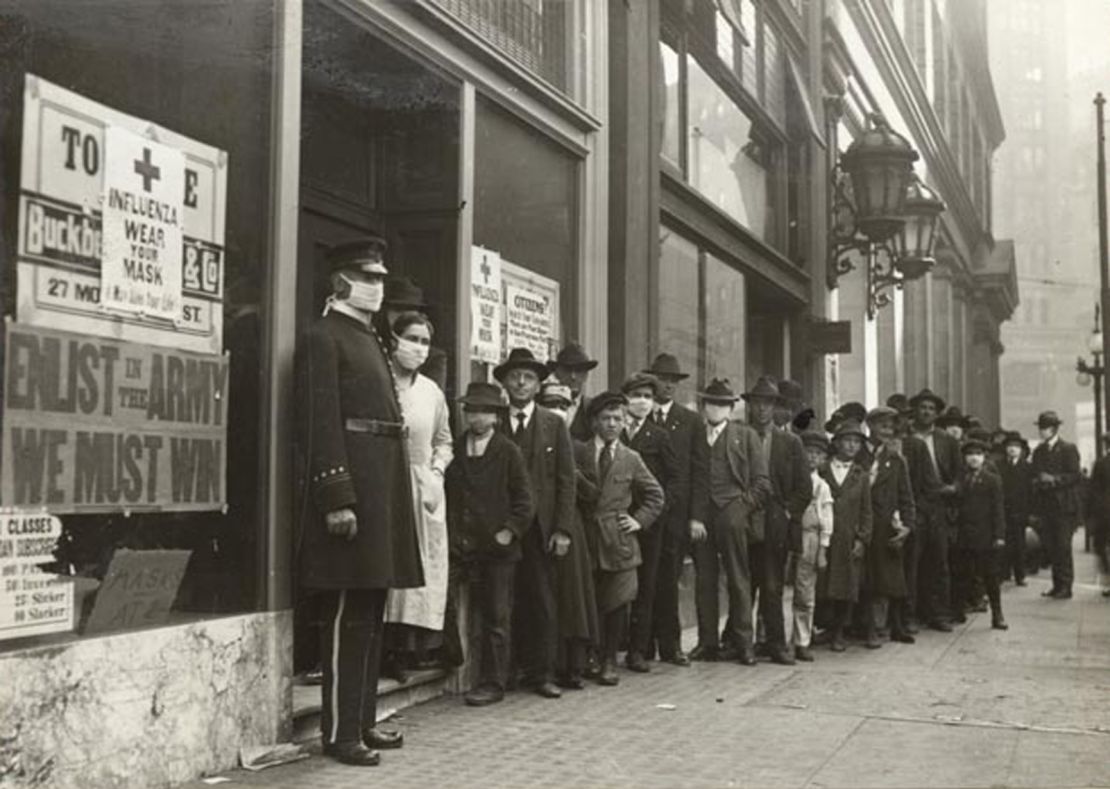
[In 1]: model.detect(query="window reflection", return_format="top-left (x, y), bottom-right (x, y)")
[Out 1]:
top-left (658, 229), bottom-right (700, 409)
top-left (705, 253), bottom-right (746, 395)
top-left (660, 41), bottom-right (681, 167)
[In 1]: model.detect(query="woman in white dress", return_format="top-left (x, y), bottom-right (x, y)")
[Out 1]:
top-left (382, 311), bottom-right (453, 679)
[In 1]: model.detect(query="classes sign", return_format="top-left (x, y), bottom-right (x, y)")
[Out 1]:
top-left (18, 74), bottom-right (227, 353)
top-left (0, 511), bottom-right (73, 641)
top-left (1, 323), bottom-right (229, 513)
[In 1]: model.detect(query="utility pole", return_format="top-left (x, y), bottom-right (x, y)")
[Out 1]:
top-left (1096, 93), bottom-right (1110, 440)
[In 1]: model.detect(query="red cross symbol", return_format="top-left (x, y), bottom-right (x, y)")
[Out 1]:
top-left (134, 147), bottom-right (161, 192)
top-left (480, 256), bottom-right (491, 284)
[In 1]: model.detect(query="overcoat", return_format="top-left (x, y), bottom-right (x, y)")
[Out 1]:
top-left (511, 405), bottom-right (578, 542)
top-left (865, 445), bottom-right (915, 598)
top-left (999, 457), bottom-right (1033, 526)
top-left (623, 418), bottom-right (676, 522)
top-left (584, 441), bottom-right (665, 573)
top-left (757, 429), bottom-right (812, 554)
top-left (820, 463), bottom-right (873, 602)
top-left (1030, 439), bottom-right (1082, 516)
top-left (657, 402), bottom-right (699, 536)
top-left (297, 311), bottom-right (423, 590)
top-left (956, 469), bottom-right (1006, 550)
top-left (558, 440), bottom-right (601, 643)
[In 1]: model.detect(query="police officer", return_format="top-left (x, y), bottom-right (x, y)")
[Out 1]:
top-left (298, 237), bottom-right (424, 766)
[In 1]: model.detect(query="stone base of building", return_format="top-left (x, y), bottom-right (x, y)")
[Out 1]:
top-left (0, 611), bottom-right (292, 789)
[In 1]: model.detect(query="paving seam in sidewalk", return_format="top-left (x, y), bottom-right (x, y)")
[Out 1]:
top-left (799, 715), bottom-right (866, 789)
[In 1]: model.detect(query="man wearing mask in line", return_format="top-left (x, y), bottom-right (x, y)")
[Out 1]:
top-left (494, 348), bottom-right (577, 698)
top-left (688, 379), bottom-right (771, 665)
top-left (619, 373), bottom-right (677, 673)
top-left (297, 237), bottom-right (423, 767)
top-left (642, 354), bottom-right (699, 666)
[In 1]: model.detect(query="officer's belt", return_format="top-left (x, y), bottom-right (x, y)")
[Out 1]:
top-left (344, 418), bottom-right (407, 438)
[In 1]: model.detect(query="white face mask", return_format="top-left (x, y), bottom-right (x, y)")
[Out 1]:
top-left (340, 274), bottom-right (384, 313)
top-left (627, 395), bottom-right (654, 420)
top-left (393, 335), bottom-right (430, 371)
top-left (703, 404), bottom-right (732, 425)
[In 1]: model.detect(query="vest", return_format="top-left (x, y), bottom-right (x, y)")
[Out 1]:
top-left (709, 432), bottom-right (742, 509)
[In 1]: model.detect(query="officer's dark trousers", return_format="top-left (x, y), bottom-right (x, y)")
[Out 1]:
top-left (711, 498), bottom-right (755, 651)
top-left (954, 548), bottom-right (1002, 617)
top-left (652, 523), bottom-right (687, 658)
top-left (1005, 518), bottom-right (1026, 584)
top-left (914, 511), bottom-right (952, 622)
top-left (629, 522), bottom-right (665, 657)
top-left (318, 588), bottom-right (386, 746)
top-left (446, 556), bottom-right (515, 690)
top-left (750, 530), bottom-right (787, 650)
top-left (1040, 508), bottom-right (1076, 593)
top-left (515, 527), bottom-right (558, 682)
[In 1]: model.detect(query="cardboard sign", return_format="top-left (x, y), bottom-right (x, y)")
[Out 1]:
top-left (2, 322), bottom-right (229, 513)
top-left (100, 126), bottom-right (186, 320)
top-left (806, 319), bottom-right (853, 355)
top-left (501, 261), bottom-right (559, 363)
top-left (469, 247), bottom-right (502, 364)
top-left (0, 511), bottom-right (73, 641)
top-left (84, 549), bottom-right (191, 635)
top-left (17, 75), bottom-right (227, 353)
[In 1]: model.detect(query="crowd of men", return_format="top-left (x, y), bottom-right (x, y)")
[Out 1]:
top-left (297, 238), bottom-right (1090, 767)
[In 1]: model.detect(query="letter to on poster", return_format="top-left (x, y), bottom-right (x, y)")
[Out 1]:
top-left (100, 127), bottom-right (185, 320)
top-left (0, 512), bottom-right (73, 641)
top-left (470, 247), bottom-right (502, 364)
top-left (1, 323), bottom-right (229, 514)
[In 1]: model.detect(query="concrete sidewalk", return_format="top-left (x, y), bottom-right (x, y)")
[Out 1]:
top-left (185, 542), bottom-right (1110, 789)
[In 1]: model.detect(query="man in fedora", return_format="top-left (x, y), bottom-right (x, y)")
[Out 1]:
top-left (1030, 411), bottom-right (1082, 599)
top-left (550, 342), bottom-right (599, 442)
top-left (643, 353), bottom-right (699, 666)
top-left (619, 372), bottom-right (678, 673)
top-left (382, 275), bottom-right (447, 390)
top-left (909, 388), bottom-right (961, 631)
top-left (297, 237), bottom-right (422, 766)
top-left (775, 379), bottom-right (806, 430)
top-left (495, 348), bottom-right (577, 697)
top-left (744, 376), bottom-right (811, 665)
top-left (688, 379), bottom-right (771, 664)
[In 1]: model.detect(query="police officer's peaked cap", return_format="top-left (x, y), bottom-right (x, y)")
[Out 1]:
top-left (326, 237), bottom-right (388, 275)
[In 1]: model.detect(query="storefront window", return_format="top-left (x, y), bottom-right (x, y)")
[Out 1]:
top-left (660, 41), bottom-right (682, 168)
top-left (0, 1), bottom-right (273, 650)
top-left (687, 54), bottom-right (772, 240)
top-left (705, 253), bottom-right (746, 394)
top-left (659, 229), bottom-right (700, 408)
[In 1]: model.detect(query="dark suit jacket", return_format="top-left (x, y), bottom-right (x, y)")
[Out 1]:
top-left (1030, 438), bottom-right (1082, 515)
top-left (622, 419), bottom-right (677, 528)
top-left (755, 428), bottom-right (812, 553)
top-left (914, 427), bottom-right (962, 486)
top-left (902, 435), bottom-right (941, 516)
top-left (657, 401), bottom-right (699, 535)
top-left (999, 458), bottom-right (1033, 525)
top-left (690, 420), bottom-right (772, 532)
top-left (508, 405), bottom-right (578, 541)
top-left (581, 441), bottom-right (665, 571)
top-left (569, 395), bottom-right (592, 442)
top-left (956, 469), bottom-right (1006, 550)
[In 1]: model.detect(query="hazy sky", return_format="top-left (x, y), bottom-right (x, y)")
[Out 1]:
top-left (1065, 0), bottom-right (1110, 77)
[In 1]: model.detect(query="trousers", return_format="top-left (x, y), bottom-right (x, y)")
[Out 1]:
top-left (1004, 518), bottom-right (1027, 583)
top-left (953, 547), bottom-right (1002, 617)
top-left (652, 524), bottom-right (687, 658)
top-left (792, 529), bottom-right (820, 648)
top-left (514, 527), bottom-right (558, 682)
top-left (694, 498), bottom-right (754, 650)
top-left (628, 522), bottom-right (665, 657)
top-left (446, 556), bottom-right (515, 690)
top-left (913, 509), bottom-right (952, 622)
top-left (1040, 510), bottom-right (1076, 593)
top-left (750, 529), bottom-right (788, 649)
top-left (318, 588), bottom-right (387, 745)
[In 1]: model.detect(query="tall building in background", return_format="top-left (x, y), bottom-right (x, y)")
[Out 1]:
top-left (989, 0), bottom-right (1101, 458)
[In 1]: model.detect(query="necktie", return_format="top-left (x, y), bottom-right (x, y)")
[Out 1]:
top-left (599, 442), bottom-right (614, 482)
top-left (655, 409), bottom-right (664, 426)
top-left (515, 412), bottom-right (526, 437)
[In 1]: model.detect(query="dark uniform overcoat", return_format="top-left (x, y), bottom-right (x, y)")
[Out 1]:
top-left (866, 445), bottom-right (916, 598)
top-left (297, 311), bottom-right (423, 590)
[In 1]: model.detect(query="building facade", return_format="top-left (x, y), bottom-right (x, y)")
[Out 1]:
top-left (0, 2), bottom-right (1016, 787)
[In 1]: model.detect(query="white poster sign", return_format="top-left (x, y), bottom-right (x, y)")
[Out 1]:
top-left (502, 261), bottom-right (559, 363)
top-left (0, 511), bottom-right (73, 641)
top-left (470, 246), bottom-right (502, 364)
top-left (100, 127), bottom-right (185, 320)
top-left (17, 75), bottom-right (228, 353)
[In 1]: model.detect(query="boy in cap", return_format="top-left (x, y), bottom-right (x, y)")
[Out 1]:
top-left (620, 373), bottom-right (678, 673)
top-left (582, 391), bottom-right (665, 685)
top-left (792, 431), bottom-right (835, 661)
top-left (952, 439), bottom-right (1008, 630)
top-left (444, 383), bottom-right (535, 706)
top-left (1030, 411), bottom-right (1082, 599)
top-left (999, 431), bottom-right (1032, 586)
top-left (495, 348), bottom-right (578, 698)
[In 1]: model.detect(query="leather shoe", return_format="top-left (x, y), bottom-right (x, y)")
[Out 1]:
top-left (794, 645), bottom-right (814, 662)
top-left (904, 621), bottom-right (919, 636)
top-left (928, 620), bottom-right (953, 633)
top-left (535, 681), bottom-right (562, 699)
top-left (769, 647), bottom-right (796, 666)
top-left (864, 635), bottom-right (883, 650)
top-left (891, 631), bottom-right (916, 644)
top-left (1051, 589), bottom-right (1072, 600)
top-left (689, 644), bottom-right (719, 662)
top-left (950, 612), bottom-right (967, 624)
top-left (660, 650), bottom-right (691, 667)
top-left (363, 728), bottom-right (403, 750)
top-left (829, 637), bottom-right (846, 653)
top-left (625, 651), bottom-right (651, 673)
top-left (1041, 588), bottom-right (1059, 598)
top-left (556, 674), bottom-right (585, 690)
top-left (991, 617), bottom-right (1009, 630)
top-left (464, 685), bottom-right (505, 706)
top-left (737, 649), bottom-right (757, 666)
top-left (324, 742), bottom-right (380, 767)
top-left (1015, 579), bottom-right (1027, 587)
top-left (598, 661), bottom-right (620, 686)
top-left (753, 641), bottom-right (771, 658)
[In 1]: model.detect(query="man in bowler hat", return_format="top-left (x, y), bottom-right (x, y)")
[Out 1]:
top-left (1030, 411), bottom-right (1082, 599)
top-left (496, 348), bottom-right (578, 697)
top-left (297, 237), bottom-right (423, 766)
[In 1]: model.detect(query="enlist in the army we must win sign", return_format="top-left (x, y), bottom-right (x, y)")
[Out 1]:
top-left (1, 323), bottom-right (229, 514)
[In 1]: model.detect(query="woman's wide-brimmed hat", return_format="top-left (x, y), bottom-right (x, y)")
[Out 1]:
top-left (458, 381), bottom-right (508, 411)
top-left (824, 401), bottom-right (867, 433)
top-left (832, 419), bottom-right (868, 443)
top-left (383, 275), bottom-right (429, 309)
top-left (801, 430), bottom-right (830, 453)
top-left (493, 347), bottom-right (549, 382)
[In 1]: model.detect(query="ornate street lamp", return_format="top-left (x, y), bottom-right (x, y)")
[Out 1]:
top-left (828, 113), bottom-right (946, 319)
top-left (1077, 305), bottom-right (1105, 457)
